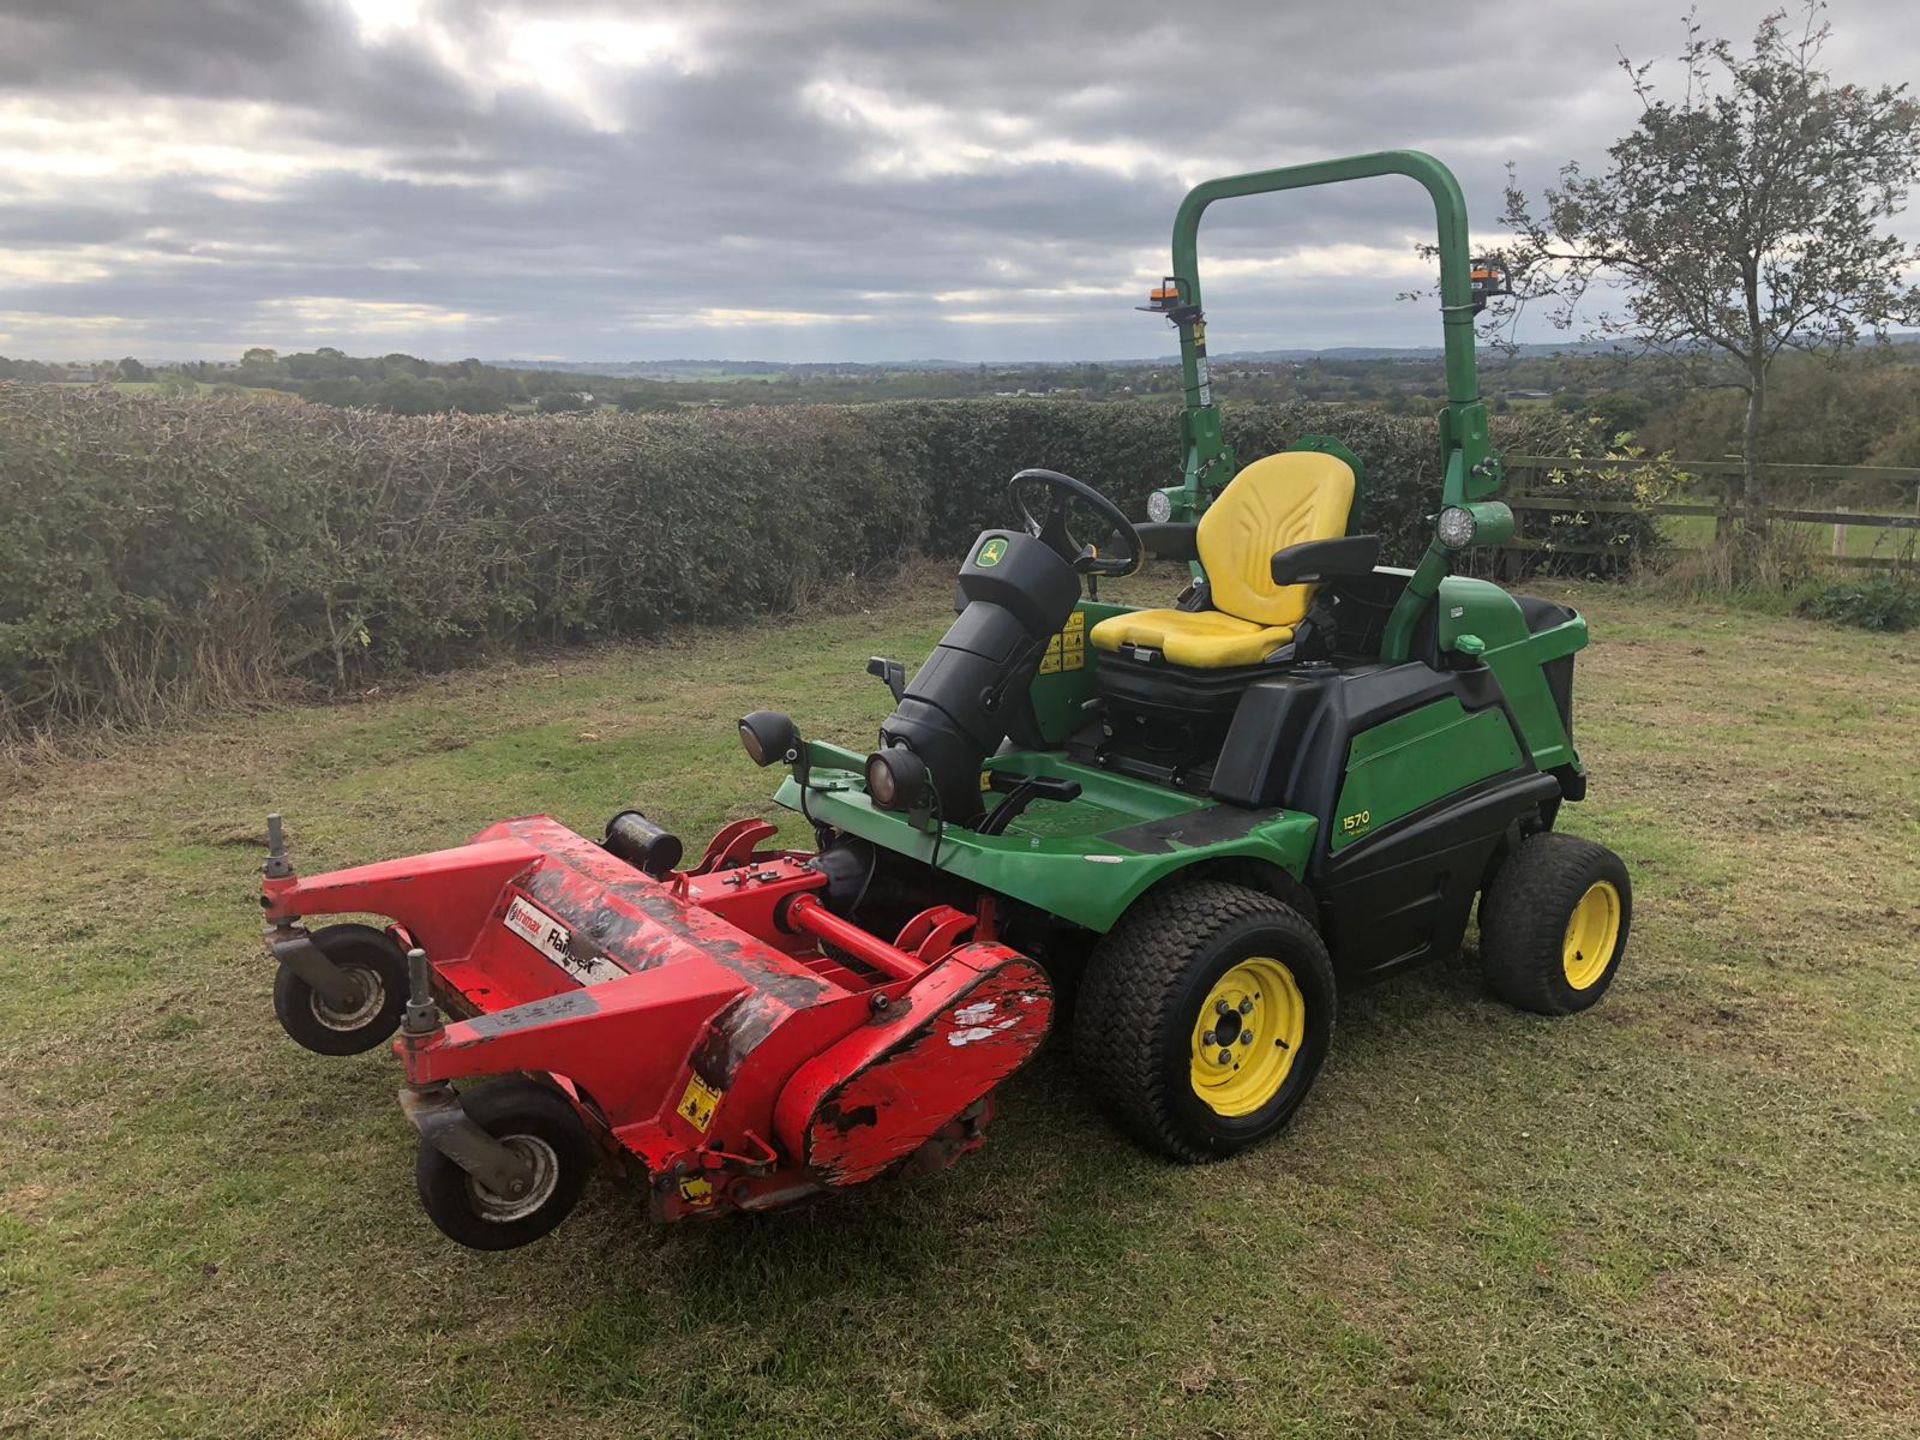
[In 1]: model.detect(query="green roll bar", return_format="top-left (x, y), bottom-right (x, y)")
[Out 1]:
top-left (1156, 150), bottom-right (1511, 662)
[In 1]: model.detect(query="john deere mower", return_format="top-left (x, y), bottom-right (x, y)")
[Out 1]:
top-left (260, 151), bottom-right (1630, 1249)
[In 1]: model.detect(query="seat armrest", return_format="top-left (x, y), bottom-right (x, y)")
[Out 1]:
top-left (1136, 522), bottom-right (1199, 561)
top-left (1270, 534), bottom-right (1382, 585)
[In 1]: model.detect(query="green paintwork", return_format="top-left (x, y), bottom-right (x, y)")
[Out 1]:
top-left (1330, 698), bottom-right (1525, 852)
top-left (1435, 576), bottom-right (1586, 774)
top-left (1165, 152), bottom-right (1498, 507)
top-left (776, 742), bottom-right (1318, 934)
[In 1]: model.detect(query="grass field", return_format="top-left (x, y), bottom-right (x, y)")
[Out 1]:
top-left (49, 381), bottom-right (302, 401)
top-left (1660, 512), bottom-right (1917, 562)
top-left (2, 570), bottom-right (1916, 1439)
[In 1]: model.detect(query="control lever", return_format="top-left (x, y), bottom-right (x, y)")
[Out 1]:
top-left (977, 771), bottom-right (1084, 837)
top-left (866, 656), bottom-right (907, 704)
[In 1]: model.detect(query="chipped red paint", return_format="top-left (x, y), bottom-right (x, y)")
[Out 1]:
top-left (774, 946), bottom-right (1052, 1187)
top-left (263, 814), bottom-right (1054, 1223)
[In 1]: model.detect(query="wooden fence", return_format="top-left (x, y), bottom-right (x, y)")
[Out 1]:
top-left (1498, 455), bottom-right (1920, 573)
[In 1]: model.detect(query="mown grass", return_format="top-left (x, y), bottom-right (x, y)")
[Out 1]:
top-left (2, 570), bottom-right (1916, 1439)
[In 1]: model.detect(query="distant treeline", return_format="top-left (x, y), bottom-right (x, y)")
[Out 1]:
top-left (7, 342), bottom-right (1918, 457)
top-left (0, 347), bottom-right (664, 415)
top-left (0, 387), bottom-right (1649, 741)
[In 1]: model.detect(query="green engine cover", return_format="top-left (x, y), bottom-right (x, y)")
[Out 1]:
top-left (1331, 697), bottom-right (1523, 850)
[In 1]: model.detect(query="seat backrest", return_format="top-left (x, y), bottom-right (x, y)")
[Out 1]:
top-left (1195, 451), bottom-right (1357, 627)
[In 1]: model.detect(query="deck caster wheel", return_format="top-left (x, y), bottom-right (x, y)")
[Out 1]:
top-left (414, 1080), bottom-right (592, 1251)
top-left (1480, 832), bottom-right (1632, 1015)
top-left (1073, 881), bottom-right (1336, 1164)
top-left (272, 923), bottom-right (408, 1056)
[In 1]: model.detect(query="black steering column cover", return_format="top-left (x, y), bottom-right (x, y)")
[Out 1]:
top-left (878, 531), bottom-right (1081, 822)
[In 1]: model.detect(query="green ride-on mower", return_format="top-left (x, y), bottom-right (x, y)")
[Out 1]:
top-left (757, 148), bottom-right (1631, 1160)
top-left (261, 151), bottom-right (1630, 1248)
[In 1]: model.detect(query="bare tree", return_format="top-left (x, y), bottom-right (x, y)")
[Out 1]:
top-left (1493, 3), bottom-right (1920, 576)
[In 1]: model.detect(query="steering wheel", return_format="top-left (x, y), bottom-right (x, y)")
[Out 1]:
top-left (1006, 469), bottom-right (1143, 577)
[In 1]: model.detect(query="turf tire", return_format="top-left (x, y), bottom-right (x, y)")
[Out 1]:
top-left (415, 1080), bottom-right (593, 1251)
top-left (1072, 880), bottom-right (1336, 1164)
top-left (271, 923), bottom-right (409, 1056)
top-left (1480, 832), bottom-right (1632, 1015)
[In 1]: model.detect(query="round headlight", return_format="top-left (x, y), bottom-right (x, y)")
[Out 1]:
top-left (739, 710), bottom-right (798, 767)
top-left (865, 746), bottom-right (928, 812)
top-left (865, 753), bottom-right (896, 808)
top-left (1436, 505), bottom-right (1477, 549)
top-left (1146, 488), bottom-right (1174, 524)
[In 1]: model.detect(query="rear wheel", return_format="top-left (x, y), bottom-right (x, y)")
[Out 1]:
top-left (272, 923), bottom-right (408, 1056)
top-left (1480, 833), bottom-right (1632, 1015)
top-left (1072, 881), bottom-right (1336, 1163)
top-left (415, 1080), bottom-right (593, 1251)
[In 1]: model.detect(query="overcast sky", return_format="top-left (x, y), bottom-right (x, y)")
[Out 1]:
top-left (1, 0), bottom-right (1913, 364)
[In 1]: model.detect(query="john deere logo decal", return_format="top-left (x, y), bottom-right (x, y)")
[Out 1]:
top-left (977, 538), bottom-right (1007, 568)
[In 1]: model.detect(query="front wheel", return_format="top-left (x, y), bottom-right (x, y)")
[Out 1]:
top-left (1480, 832), bottom-right (1632, 1015)
top-left (272, 923), bottom-right (408, 1056)
top-left (1072, 881), bottom-right (1336, 1163)
top-left (415, 1080), bottom-right (593, 1250)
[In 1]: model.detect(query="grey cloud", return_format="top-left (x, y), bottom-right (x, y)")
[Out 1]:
top-left (0, 0), bottom-right (1913, 360)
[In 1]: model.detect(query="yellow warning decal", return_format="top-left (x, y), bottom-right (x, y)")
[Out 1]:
top-left (676, 1073), bottom-right (723, 1132)
top-left (678, 1175), bottom-right (715, 1207)
top-left (1041, 611), bottom-right (1087, 675)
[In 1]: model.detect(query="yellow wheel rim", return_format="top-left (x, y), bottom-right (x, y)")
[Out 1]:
top-left (1562, 881), bottom-right (1622, 990)
top-left (1189, 958), bottom-right (1306, 1117)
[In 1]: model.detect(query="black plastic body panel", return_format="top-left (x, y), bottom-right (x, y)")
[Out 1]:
top-left (954, 530), bottom-right (1081, 634)
top-left (1136, 522), bottom-right (1200, 561)
top-left (1202, 658), bottom-right (1547, 981)
top-left (1515, 593), bottom-right (1579, 742)
top-left (1270, 534), bottom-right (1382, 585)
top-left (1318, 771), bottom-right (1561, 981)
top-left (1210, 661), bottom-right (1512, 816)
top-left (881, 531), bottom-right (1081, 822)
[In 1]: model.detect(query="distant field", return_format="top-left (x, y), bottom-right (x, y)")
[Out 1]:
top-left (51, 380), bottom-right (302, 401)
top-left (1661, 512), bottom-right (1916, 560)
top-left (2, 576), bottom-right (1916, 1438)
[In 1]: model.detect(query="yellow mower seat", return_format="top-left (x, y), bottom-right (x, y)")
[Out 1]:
top-left (1090, 450), bottom-right (1357, 668)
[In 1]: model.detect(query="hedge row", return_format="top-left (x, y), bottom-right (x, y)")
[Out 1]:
top-left (0, 386), bottom-right (1651, 737)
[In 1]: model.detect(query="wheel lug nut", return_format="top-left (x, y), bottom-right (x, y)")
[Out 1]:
top-left (1239, 999), bottom-right (1254, 1014)
top-left (1217, 1048), bottom-right (1233, 1065)
top-left (1240, 1032), bottom-right (1253, 1045)
top-left (1203, 1030), bottom-right (1217, 1045)
top-left (1215, 1000), bottom-right (1230, 1015)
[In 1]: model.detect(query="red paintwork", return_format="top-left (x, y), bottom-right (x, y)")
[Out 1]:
top-left (264, 814), bottom-right (1052, 1221)
top-left (785, 892), bottom-right (933, 982)
top-left (774, 946), bottom-right (1053, 1186)
top-left (689, 818), bottom-right (779, 874)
